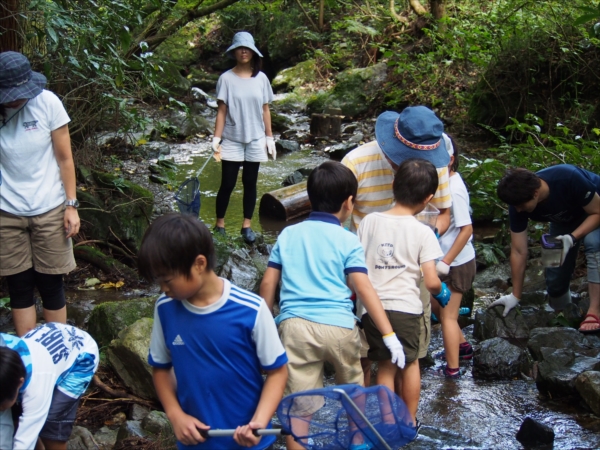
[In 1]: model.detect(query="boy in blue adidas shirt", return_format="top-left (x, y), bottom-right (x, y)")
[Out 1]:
top-left (260, 161), bottom-right (406, 450)
top-left (139, 214), bottom-right (288, 450)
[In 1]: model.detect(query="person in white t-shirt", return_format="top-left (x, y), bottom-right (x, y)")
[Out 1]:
top-left (212, 32), bottom-right (276, 244)
top-left (0, 51), bottom-right (79, 337)
top-left (357, 158), bottom-right (451, 423)
top-left (432, 135), bottom-right (476, 379)
top-left (0, 323), bottom-right (99, 450)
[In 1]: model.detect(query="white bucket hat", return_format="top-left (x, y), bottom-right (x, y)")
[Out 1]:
top-left (225, 31), bottom-right (263, 59)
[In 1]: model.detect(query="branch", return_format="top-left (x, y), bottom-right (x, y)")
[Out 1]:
top-left (408, 0), bottom-right (427, 16)
top-left (92, 375), bottom-right (156, 408)
top-left (389, 0), bottom-right (409, 24)
top-left (294, 0), bottom-right (320, 32)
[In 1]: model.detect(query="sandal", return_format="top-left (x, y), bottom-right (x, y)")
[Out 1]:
top-left (578, 313), bottom-right (600, 334)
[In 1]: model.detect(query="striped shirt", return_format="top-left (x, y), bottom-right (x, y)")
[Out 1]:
top-left (342, 140), bottom-right (452, 231)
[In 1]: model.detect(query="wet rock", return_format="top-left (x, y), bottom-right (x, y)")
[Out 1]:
top-left (515, 417), bottom-right (555, 446)
top-left (472, 337), bottom-right (529, 380)
top-left (276, 139), bottom-right (301, 154)
top-left (168, 111), bottom-right (213, 138)
top-left (219, 249), bottom-right (261, 293)
top-left (473, 306), bottom-right (554, 341)
top-left (271, 112), bottom-right (292, 133)
top-left (142, 411), bottom-right (175, 442)
top-left (67, 426), bottom-right (99, 450)
top-left (282, 170), bottom-right (304, 186)
top-left (138, 142), bottom-right (171, 159)
top-left (527, 327), bottom-right (600, 360)
top-left (348, 132), bottom-right (364, 144)
top-left (93, 427), bottom-right (118, 450)
top-left (189, 70), bottom-right (220, 92)
top-left (115, 420), bottom-right (147, 443)
top-left (130, 403), bottom-right (151, 421)
top-left (324, 142), bottom-right (359, 161)
top-left (149, 174), bottom-right (169, 184)
top-left (535, 348), bottom-right (600, 397)
top-left (575, 371), bottom-right (600, 415)
top-left (272, 59), bottom-right (317, 93)
top-left (87, 298), bottom-right (156, 347)
top-left (107, 318), bottom-right (156, 401)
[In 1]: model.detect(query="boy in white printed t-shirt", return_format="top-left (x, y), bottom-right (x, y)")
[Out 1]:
top-left (357, 158), bottom-right (452, 423)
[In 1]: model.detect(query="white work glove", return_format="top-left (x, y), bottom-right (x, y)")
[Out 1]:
top-left (212, 137), bottom-right (222, 162)
top-left (266, 136), bottom-right (276, 161)
top-left (436, 260), bottom-right (450, 276)
top-left (488, 293), bottom-right (520, 317)
top-left (556, 234), bottom-right (575, 265)
top-left (383, 333), bottom-right (405, 369)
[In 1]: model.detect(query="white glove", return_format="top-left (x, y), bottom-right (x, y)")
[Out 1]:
top-left (212, 136), bottom-right (221, 153)
top-left (266, 136), bottom-right (276, 161)
top-left (488, 293), bottom-right (520, 317)
top-left (436, 260), bottom-right (450, 276)
top-left (383, 333), bottom-right (405, 369)
top-left (556, 234), bottom-right (574, 265)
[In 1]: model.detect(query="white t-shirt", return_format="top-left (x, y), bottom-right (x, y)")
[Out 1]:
top-left (216, 70), bottom-right (273, 144)
top-left (0, 90), bottom-right (70, 216)
top-left (357, 213), bottom-right (443, 316)
top-left (439, 173), bottom-right (476, 266)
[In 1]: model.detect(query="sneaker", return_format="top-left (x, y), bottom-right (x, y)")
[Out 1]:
top-left (213, 226), bottom-right (226, 236)
top-left (434, 343), bottom-right (473, 361)
top-left (434, 365), bottom-right (462, 379)
top-left (240, 227), bottom-right (256, 244)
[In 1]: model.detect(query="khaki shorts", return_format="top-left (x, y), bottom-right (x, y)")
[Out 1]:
top-left (359, 281), bottom-right (431, 360)
top-left (362, 311), bottom-right (421, 364)
top-left (440, 258), bottom-right (476, 293)
top-left (0, 205), bottom-right (76, 276)
top-left (278, 317), bottom-right (363, 415)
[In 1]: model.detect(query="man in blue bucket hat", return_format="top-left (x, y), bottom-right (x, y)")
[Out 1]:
top-left (342, 106), bottom-right (453, 384)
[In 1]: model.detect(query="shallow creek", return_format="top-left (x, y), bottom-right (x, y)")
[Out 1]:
top-left (59, 112), bottom-right (599, 449)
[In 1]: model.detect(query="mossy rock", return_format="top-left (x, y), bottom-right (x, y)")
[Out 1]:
top-left (155, 20), bottom-right (204, 68)
top-left (87, 297), bottom-right (157, 348)
top-left (78, 172), bottom-right (153, 251)
top-left (271, 111), bottom-right (292, 133)
top-left (188, 66), bottom-right (220, 91)
top-left (272, 59), bottom-right (317, 93)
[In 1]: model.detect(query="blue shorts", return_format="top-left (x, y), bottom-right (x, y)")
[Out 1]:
top-left (39, 387), bottom-right (80, 442)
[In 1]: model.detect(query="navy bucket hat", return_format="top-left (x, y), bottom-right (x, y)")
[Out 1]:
top-left (0, 51), bottom-right (47, 104)
top-left (225, 32), bottom-right (263, 59)
top-left (375, 107), bottom-right (449, 168)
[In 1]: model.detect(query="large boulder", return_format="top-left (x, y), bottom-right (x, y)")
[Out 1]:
top-left (78, 171), bottom-right (154, 252)
top-left (473, 306), bottom-right (554, 341)
top-left (307, 63), bottom-right (387, 118)
top-left (107, 318), bottom-right (156, 401)
top-left (87, 298), bottom-right (156, 348)
top-left (219, 248), bottom-right (261, 293)
top-left (527, 327), bottom-right (600, 361)
top-left (472, 337), bottom-right (530, 380)
top-left (575, 371), bottom-right (600, 415)
top-left (142, 411), bottom-right (176, 447)
top-left (272, 60), bottom-right (317, 93)
top-left (535, 347), bottom-right (600, 397)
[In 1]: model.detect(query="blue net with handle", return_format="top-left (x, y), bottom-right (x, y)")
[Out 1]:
top-left (174, 178), bottom-right (201, 217)
top-left (277, 384), bottom-right (418, 450)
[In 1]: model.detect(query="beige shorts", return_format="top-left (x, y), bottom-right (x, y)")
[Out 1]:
top-left (359, 281), bottom-right (431, 360)
top-left (0, 205), bottom-right (76, 276)
top-left (278, 317), bottom-right (363, 415)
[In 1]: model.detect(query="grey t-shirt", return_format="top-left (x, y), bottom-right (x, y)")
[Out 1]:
top-left (216, 70), bottom-right (274, 143)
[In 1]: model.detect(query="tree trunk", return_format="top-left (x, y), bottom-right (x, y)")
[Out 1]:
top-left (259, 182), bottom-right (311, 221)
top-left (430, 0), bottom-right (445, 21)
top-left (318, 0), bottom-right (325, 31)
top-left (0, 0), bottom-right (21, 52)
top-left (408, 0), bottom-right (427, 16)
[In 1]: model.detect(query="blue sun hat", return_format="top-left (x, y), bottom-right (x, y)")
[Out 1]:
top-left (0, 51), bottom-right (46, 104)
top-left (225, 31), bottom-right (263, 59)
top-left (375, 106), bottom-right (449, 168)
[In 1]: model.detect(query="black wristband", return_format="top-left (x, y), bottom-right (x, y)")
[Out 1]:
top-left (568, 233), bottom-right (577, 243)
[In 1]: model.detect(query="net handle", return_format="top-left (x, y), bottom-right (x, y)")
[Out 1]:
top-left (194, 141), bottom-right (219, 178)
top-left (203, 428), bottom-right (284, 437)
top-left (333, 388), bottom-right (393, 450)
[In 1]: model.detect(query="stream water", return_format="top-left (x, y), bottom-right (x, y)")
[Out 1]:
top-left (50, 106), bottom-right (600, 449)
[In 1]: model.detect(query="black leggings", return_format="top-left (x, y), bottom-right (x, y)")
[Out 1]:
top-left (7, 267), bottom-right (66, 310)
top-left (215, 160), bottom-right (261, 221)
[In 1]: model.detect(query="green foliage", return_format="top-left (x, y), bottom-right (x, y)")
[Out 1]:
top-left (0, 297), bottom-right (10, 309)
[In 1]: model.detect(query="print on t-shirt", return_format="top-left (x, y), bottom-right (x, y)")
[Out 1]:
top-left (23, 120), bottom-right (39, 131)
top-left (375, 243), bottom-right (406, 270)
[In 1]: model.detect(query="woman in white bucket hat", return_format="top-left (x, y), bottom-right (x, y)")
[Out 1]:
top-left (212, 31), bottom-right (276, 244)
top-left (0, 51), bottom-right (78, 336)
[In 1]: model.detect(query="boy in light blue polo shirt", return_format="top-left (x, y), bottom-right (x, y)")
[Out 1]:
top-left (261, 161), bottom-right (405, 450)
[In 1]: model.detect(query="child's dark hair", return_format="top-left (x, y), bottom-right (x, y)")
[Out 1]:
top-left (446, 134), bottom-right (460, 172)
top-left (497, 168), bottom-right (541, 206)
top-left (393, 158), bottom-right (439, 207)
top-left (138, 214), bottom-right (215, 281)
top-left (0, 347), bottom-right (26, 404)
top-left (307, 161), bottom-right (358, 213)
